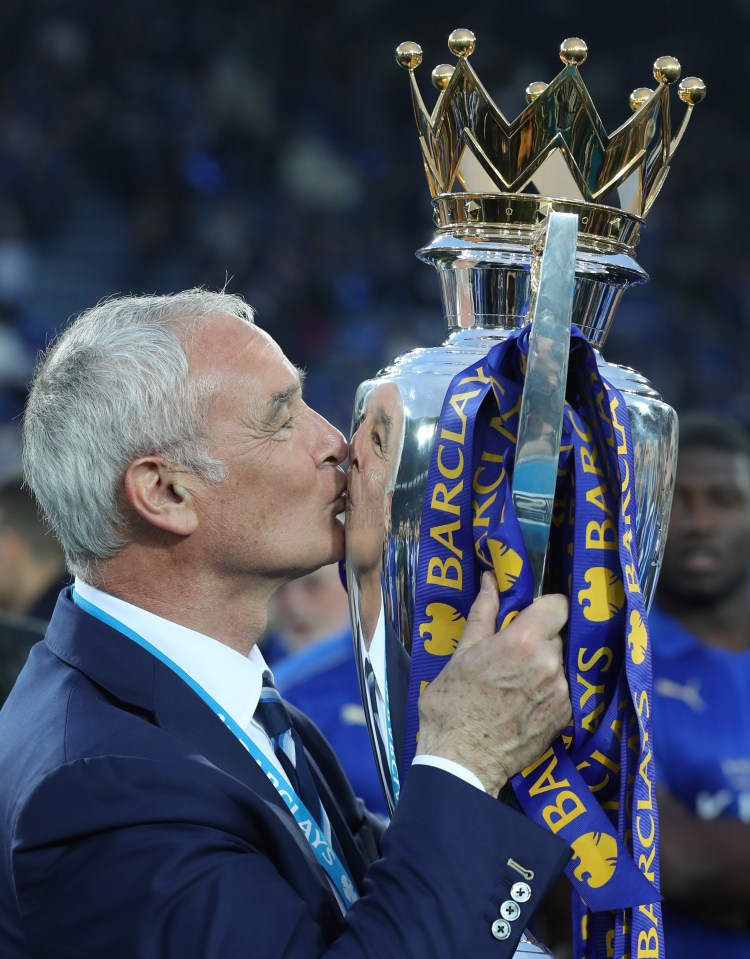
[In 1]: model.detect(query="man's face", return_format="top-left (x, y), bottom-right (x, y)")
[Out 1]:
top-left (659, 445), bottom-right (750, 606)
top-left (0, 526), bottom-right (22, 611)
top-left (188, 314), bottom-right (347, 585)
top-left (346, 381), bottom-right (405, 577)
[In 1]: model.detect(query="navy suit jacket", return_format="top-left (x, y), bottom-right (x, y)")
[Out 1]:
top-left (0, 589), bottom-right (570, 958)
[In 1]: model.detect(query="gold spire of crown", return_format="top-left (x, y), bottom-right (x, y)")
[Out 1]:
top-left (396, 29), bottom-right (705, 250)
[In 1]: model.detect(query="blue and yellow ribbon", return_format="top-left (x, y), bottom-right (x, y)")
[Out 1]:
top-left (405, 325), bottom-right (663, 959)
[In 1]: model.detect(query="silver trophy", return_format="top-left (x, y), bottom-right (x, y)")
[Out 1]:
top-left (345, 30), bottom-right (704, 954)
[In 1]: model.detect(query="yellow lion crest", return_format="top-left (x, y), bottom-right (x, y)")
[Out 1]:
top-left (570, 832), bottom-right (618, 889)
top-left (578, 567), bottom-right (625, 622)
top-left (419, 603), bottom-right (466, 656)
top-left (488, 540), bottom-right (524, 593)
top-left (627, 609), bottom-right (648, 664)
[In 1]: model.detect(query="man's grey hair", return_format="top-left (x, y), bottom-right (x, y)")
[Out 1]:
top-left (22, 288), bottom-right (254, 582)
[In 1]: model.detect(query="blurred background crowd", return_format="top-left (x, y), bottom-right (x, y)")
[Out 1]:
top-left (0, 0), bottom-right (747, 471)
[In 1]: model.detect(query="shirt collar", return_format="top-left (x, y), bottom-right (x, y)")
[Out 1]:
top-left (367, 602), bottom-right (387, 699)
top-left (74, 578), bottom-right (266, 731)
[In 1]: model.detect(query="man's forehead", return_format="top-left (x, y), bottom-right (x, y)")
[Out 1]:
top-left (678, 447), bottom-right (750, 488)
top-left (189, 314), bottom-right (302, 411)
top-left (364, 382), bottom-right (403, 419)
top-left (187, 312), bottom-right (263, 367)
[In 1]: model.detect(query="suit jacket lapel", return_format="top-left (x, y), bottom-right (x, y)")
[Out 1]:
top-left (45, 590), bottom-right (310, 820)
top-left (44, 590), bottom-right (359, 918)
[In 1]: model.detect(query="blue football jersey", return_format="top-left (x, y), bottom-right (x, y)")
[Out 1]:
top-left (650, 605), bottom-right (750, 958)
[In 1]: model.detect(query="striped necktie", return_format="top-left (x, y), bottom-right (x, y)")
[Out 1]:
top-left (364, 656), bottom-right (395, 805)
top-left (255, 671), bottom-right (323, 826)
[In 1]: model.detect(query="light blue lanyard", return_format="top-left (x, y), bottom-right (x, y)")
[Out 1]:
top-left (72, 588), bottom-right (359, 909)
top-left (381, 667), bottom-right (401, 804)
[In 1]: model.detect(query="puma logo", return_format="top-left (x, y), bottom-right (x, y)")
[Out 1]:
top-left (654, 678), bottom-right (705, 713)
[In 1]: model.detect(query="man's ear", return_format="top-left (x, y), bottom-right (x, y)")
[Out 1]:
top-left (123, 457), bottom-right (199, 537)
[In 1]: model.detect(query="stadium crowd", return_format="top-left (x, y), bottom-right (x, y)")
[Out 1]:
top-left (0, 0), bottom-right (747, 446)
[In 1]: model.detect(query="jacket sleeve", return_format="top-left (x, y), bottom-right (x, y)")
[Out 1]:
top-left (11, 756), bottom-right (570, 959)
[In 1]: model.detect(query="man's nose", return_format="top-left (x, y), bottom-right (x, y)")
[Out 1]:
top-left (348, 424), bottom-right (363, 470)
top-left (320, 416), bottom-right (348, 467)
top-left (687, 501), bottom-right (716, 534)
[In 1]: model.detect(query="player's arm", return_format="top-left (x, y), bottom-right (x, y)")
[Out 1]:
top-left (658, 786), bottom-right (750, 930)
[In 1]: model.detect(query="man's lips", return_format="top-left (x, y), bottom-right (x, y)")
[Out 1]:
top-left (333, 490), bottom-right (347, 527)
top-left (331, 489), bottom-right (347, 510)
top-left (676, 546), bottom-right (722, 573)
top-left (331, 468), bottom-right (348, 506)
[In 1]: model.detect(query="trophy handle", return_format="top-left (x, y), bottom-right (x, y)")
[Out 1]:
top-left (511, 211), bottom-right (577, 597)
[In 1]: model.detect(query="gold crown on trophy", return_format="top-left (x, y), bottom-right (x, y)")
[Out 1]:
top-left (396, 29), bottom-right (705, 249)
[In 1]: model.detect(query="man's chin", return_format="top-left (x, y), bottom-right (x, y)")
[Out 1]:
top-left (330, 522), bottom-right (346, 563)
top-left (661, 572), bottom-right (744, 609)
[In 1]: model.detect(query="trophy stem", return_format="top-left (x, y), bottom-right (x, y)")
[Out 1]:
top-left (417, 227), bottom-right (648, 348)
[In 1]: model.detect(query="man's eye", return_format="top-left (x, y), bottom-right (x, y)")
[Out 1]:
top-left (713, 489), bottom-right (741, 508)
top-left (372, 431), bottom-right (384, 452)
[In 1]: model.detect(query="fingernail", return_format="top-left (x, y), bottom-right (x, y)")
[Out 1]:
top-left (481, 571), bottom-right (492, 592)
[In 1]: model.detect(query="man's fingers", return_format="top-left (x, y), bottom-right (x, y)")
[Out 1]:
top-left (456, 571), bottom-right (500, 652)
top-left (458, 577), bottom-right (569, 654)
top-left (512, 593), bottom-right (569, 642)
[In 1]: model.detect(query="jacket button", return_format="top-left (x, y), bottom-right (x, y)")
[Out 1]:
top-left (500, 900), bottom-right (521, 921)
top-left (491, 918), bottom-right (511, 940)
top-left (511, 881), bottom-right (532, 903)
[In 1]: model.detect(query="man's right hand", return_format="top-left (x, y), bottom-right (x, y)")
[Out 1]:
top-left (415, 571), bottom-right (571, 796)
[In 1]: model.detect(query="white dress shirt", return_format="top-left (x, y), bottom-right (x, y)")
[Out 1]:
top-left (76, 579), bottom-right (485, 794)
top-left (366, 603), bottom-right (485, 792)
top-left (74, 579), bottom-right (349, 914)
top-left (74, 579), bottom-right (287, 781)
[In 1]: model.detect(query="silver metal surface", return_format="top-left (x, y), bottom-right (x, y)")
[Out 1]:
top-left (512, 212), bottom-right (577, 596)
top-left (345, 206), bottom-right (675, 959)
top-left (347, 223), bottom-right (676, 660)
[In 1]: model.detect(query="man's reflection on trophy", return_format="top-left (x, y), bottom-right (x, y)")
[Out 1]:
top-left (346, 380), bottom-right (406, 810)
top-left (346, 380), bottom-right (405, 650)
